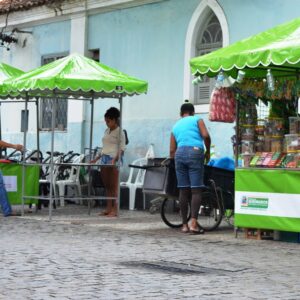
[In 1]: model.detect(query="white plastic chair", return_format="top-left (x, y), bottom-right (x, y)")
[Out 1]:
top-left (39, 155), bottom-right (63, 205)
top-left (56, 154), bottom-right (85, 206)
top-left (120, 144), bottom-right (155, 210)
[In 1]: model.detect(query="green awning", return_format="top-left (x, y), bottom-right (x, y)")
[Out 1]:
top-left (190, 18), bottom-right (300, 79)
top-left (1, 53), bottom-right (148, 98)
top-left (0, 63), bottom-right (24, 99)
top-left (0, 63), bottom-right (24, 83)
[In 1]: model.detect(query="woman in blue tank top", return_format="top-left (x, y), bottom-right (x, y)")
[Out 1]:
top-left (170, 102), bottom-right (211, 234)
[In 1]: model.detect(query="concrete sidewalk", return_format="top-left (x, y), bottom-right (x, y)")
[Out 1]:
top-left (2, 204), bottom-right (300, 299)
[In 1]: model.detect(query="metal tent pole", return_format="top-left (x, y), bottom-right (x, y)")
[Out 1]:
top-left (117, 94), bottom-right (123, 217)
top-left (36, 98), bottom-right (40, 162)
top-left (48, 97), bottom-right (57, 220)
top-left (0, 102), bottom-right (4, 158)
top-left (21, 93), bottom-right (29, 216)
top-left (0, 102), bottom-right (6, 158)
top-left (235, 100), bottom-right (240, 167)
top-left (234, 99), bottom-right (240, 238)
top-left (0, 102), bottom-right (1, 141)
top-left (88, 96), bottom-right (94, 215)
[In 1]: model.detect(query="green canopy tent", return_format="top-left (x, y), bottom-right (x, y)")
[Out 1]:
top-left (190, 18), bottom-right (300, 233)
top-left (0, 63), bottom-right (24, 151)
top-left (0, 53), bottom-right (148, 219)
top-left (189, 17), bottom-right (300, 150)
top-left (1, 53), bottom-right (147, 98)
top-left (190, 17), bottom-right (300, 79)
top-left (0, 62), bottom-right (24, 82)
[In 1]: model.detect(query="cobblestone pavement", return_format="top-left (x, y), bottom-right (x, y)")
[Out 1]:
top-left (1, 205), bottom-right (300, 300)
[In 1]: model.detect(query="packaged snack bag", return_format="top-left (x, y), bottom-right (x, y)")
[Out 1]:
top-left (209, 87), bottom-right (236, 123)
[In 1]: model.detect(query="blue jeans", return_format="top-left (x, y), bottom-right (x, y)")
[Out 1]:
top-left (175, 146), bottom-right (205, 188)
top-left (0, 171), bottom-right (12, 216)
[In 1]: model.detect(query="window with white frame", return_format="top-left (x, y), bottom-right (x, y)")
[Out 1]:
top-left (40, 53), bottom-right (68, 131)
top-left (194, 14), bottom-right (222, 105)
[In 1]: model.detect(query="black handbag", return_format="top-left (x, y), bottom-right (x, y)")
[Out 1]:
top-left (143, 158), bottom-right (179, 197)
top-left (91, 169), bottom-right (105, 188)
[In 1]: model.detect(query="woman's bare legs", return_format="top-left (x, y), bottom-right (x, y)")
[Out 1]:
top-left (100, 167), bottom-right (113, 215)
top-left (107, 167), bottom-right (119, 216)
top-left (100, 166), bottom-right (119, 216)
top-left (179, 188), bottom-right (190, 232)
top-left (190, 188), bottom-right (203, 232)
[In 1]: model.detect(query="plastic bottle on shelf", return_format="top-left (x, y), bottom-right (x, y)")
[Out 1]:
top-left (237, 154), bottom-right (243, 167)
top-left (266, 69), bottom-right (275, 91)
top-left (210, 145), bottom-right (216, 158)
top-left (145, 143), bottom-right (155, 159)
top-left (296, 151), bottom-right (300, 168)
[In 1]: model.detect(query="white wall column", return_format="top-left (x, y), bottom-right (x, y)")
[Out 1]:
top-left (69, 12), bottom-right (88, 152)
top-left (70, 12), bottom-right (88, 55)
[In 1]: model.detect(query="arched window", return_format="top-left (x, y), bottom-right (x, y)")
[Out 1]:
top-left (194, 13), bottom-right (222, 105)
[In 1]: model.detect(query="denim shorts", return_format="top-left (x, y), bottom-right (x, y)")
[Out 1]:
top-left (175, 146), bottom-right (205, 188)
top-left (99, 154), bottom-right (123, 165)
top-left (100, 154), bottom-right (113, 165)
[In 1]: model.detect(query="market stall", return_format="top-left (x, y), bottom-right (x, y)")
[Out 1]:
top-left (190, 18), bottom-right (300, 233)
top-left (0, 63), bottom-right (40, 205)
top-left (0, 62), bottom-right (25, 145)
top-left (0, 53), bottom-right (148, 219)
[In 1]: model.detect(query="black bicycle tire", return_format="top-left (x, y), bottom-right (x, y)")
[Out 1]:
top-left (161, 197), bottom-right (191, 228)
top-left (197, 189), bottom-right (223, 231)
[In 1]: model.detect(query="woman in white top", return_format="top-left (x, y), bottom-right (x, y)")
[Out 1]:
top-left (93, 107), bottom-right (126, 217)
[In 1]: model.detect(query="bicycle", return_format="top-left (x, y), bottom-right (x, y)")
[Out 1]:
top-left (143, 159), bottom-right (234, 231)
top-left (160, 181), bottom-right (223, 231)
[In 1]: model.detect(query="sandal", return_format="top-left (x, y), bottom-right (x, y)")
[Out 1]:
top-left (6, 211), bottom-right (21, 217)
top-left (106, 212), bottom-right (117, 217)
top-left (181, 226), bottom-right (190, 233)
top-left (189, 226), bottom-right (205, 235)
top-left (98, 211), bottom-right (110, 216)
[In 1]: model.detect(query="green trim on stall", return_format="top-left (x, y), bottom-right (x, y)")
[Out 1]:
top-left (235, 168), bottom-right (300, 194)
top-left (235, 214), bottom-right (300, 232)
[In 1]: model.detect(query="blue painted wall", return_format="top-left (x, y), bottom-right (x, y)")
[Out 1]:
top-left (2, 20), bottom-right (70, 70)
top-left (33, 20), bottom-right (70, 58)
top-left (88, 0), bottom-right (199, 120)
top-left (220, 0), bottom-right (300, 42)
top-left (31, 21), bottom-right (72, 152)
top-left (84, 0), bottom-right (300, 163)
top-left (87, 0), bottom-right (196, 163)
top-left (86, 0), bottom-right (233, 163)
top-left (2, 20), bottom-right (74, 154)
top-left (3, 0), bottom-right (300, 164)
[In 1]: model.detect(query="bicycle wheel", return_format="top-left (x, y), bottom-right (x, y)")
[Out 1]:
top-left (161, 197), bottom-right (191, 228)
top-left (197, 189), bottom-right (223, 231)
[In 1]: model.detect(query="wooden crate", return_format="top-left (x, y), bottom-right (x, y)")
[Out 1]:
top-left (244, 228), bottom-right (274, 240)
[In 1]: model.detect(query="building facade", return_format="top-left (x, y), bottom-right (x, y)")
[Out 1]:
top-left (0, 0), bottom-right (299, 164)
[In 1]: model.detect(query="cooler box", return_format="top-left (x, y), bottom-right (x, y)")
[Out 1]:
top-left (143, 158), bottom-right (179, 197)
top-left (0, 162), bottom-right (39, 205)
